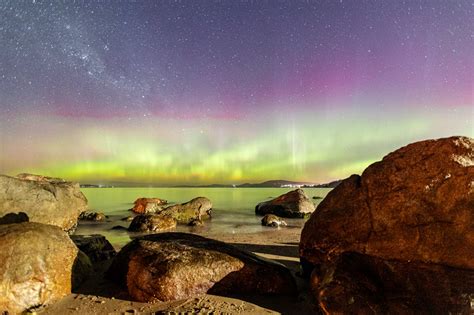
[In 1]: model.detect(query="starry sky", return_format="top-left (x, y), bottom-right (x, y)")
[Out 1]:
top-left (0, 0), bottom-right (472, 185)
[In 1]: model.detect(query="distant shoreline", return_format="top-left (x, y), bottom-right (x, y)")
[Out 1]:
top-left (80, 179), bottom-right (342, 189)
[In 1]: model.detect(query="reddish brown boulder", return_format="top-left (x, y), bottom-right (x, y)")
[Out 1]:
top-left (256, 189), bottom-right (314, 218)
top-left (299, 136), bottom-right (474, 313)
top-left (107, 232), bottom-right (296, 302)
top-left (300, 136), bottom-right (474, 270)
top-left (132, 197), bottom-right (168, 214)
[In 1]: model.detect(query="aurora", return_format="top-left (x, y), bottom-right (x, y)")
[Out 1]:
top-left (0, 1), bottom-right (472, 185)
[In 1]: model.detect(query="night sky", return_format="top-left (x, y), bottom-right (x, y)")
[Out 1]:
top-left (0, 0), bottom-right (472, 185)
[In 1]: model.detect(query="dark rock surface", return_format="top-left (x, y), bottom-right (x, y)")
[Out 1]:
top-left (0, 212), bottom-right (29, 225)
top-left (71, 234), bottom-right (116, 263)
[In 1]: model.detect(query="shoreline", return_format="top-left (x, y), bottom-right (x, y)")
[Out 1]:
top-left (41, 227), bottom-right (316, 314)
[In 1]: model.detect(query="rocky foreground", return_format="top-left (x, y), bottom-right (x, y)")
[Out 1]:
top-left (0, 135), bottom-right (472, 314)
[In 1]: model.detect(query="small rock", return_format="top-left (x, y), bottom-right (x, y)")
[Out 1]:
top-left (79, 211), bottom-right (106, 221)
top-left (158, 197), bottom-right (212, 224)
top-left (188, 218), bottom-right (204, 226)
top-left (261, 214), bottom-right (287, 227)
top-left (255, 189), bottom-right (314, 218)
top-left (132, 198), bottom-right (167, 214)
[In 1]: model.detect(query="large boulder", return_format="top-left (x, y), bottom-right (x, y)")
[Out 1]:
top-left (0, 222), bottom-right (80, 313)
top-left (0, 174), bottom-right (88, 233)
top-left (128, 214), bottom-right (177, 232)
top-left (107, 232), bottom-right (296, 302)
top-left (299, 136), bottom-right (474, 312)
top-left (132, 197), bottom-right (168, 214)
top-left (255, 189), bottom-right (314, 218)
top-left (158, 197), bottom-right (212, 224)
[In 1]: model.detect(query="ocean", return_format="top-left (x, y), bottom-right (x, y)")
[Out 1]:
top-left (75, 187), bottom-right (331, 247)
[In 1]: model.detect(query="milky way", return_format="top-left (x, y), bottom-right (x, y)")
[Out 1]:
top-left (0, 1), bottom-right (472, 185)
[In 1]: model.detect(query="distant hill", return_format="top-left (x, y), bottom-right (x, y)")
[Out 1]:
top-left (314, 179), bottom-right (343, 188)
top-left (237, 180), bottom-right (315, 188)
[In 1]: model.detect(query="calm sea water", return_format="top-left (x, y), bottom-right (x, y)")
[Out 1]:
top-left (75, 187), bottom-right (331, 247)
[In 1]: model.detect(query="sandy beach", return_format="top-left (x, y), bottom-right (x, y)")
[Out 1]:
top-left (40, 227), bottom-right (316, 314)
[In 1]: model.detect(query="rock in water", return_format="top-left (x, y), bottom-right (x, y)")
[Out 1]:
top-left (158, 197), bottom-right (212, 224)
top-left (70, 234), bottom-right (116, 262)
top-left (128, 214), bottom-right (177, 232)
top-left (0, 174), bottom-right (88, 233)
top-left (132, 197), bottom-right (168, 214)
top-left (107, 232), bottom-right (296, 302)
top-left (261, 214), bottom-right (287, 227)
top-left (0, 222), bottom-right (79, 313)
top-left (78, 211), bottom-right (106, 221)
top-left (255, 189), bottom-right (314, 218)
top-left (299, 136), bottom-right (474, 313)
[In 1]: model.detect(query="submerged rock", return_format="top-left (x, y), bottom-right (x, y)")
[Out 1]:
top-left (0, 174), bottom-right (88, 233)
top-left (107, 232), bottom-right (296, 302)
top-left (128, 214), bottom-right (177, 232)
top-left (261, 214), bottom-right (287, 227)
top-left (299, 136), bottom-right (474, 313)
top-left (121, 215), bottom-right (134, 222)
top-left (0, 222), bottom-right (79, 314)
top-left (159, 197), bottom-right (212, 224)
top-left (187, 217), bottom-right (204, 226)
top-left (71, 234), bottom-right (116, 262)
top-left (132, 197), bottom-right (168, 214)
top-left (111, 225), bottom-right (128, 231)
top-left (79, 211), bottom-right (106, 221)
top-left (255, 189), bottom-right (314, 218)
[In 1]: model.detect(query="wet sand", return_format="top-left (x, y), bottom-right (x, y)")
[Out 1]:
top-left (40, 226), bottom-right (316, 314)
